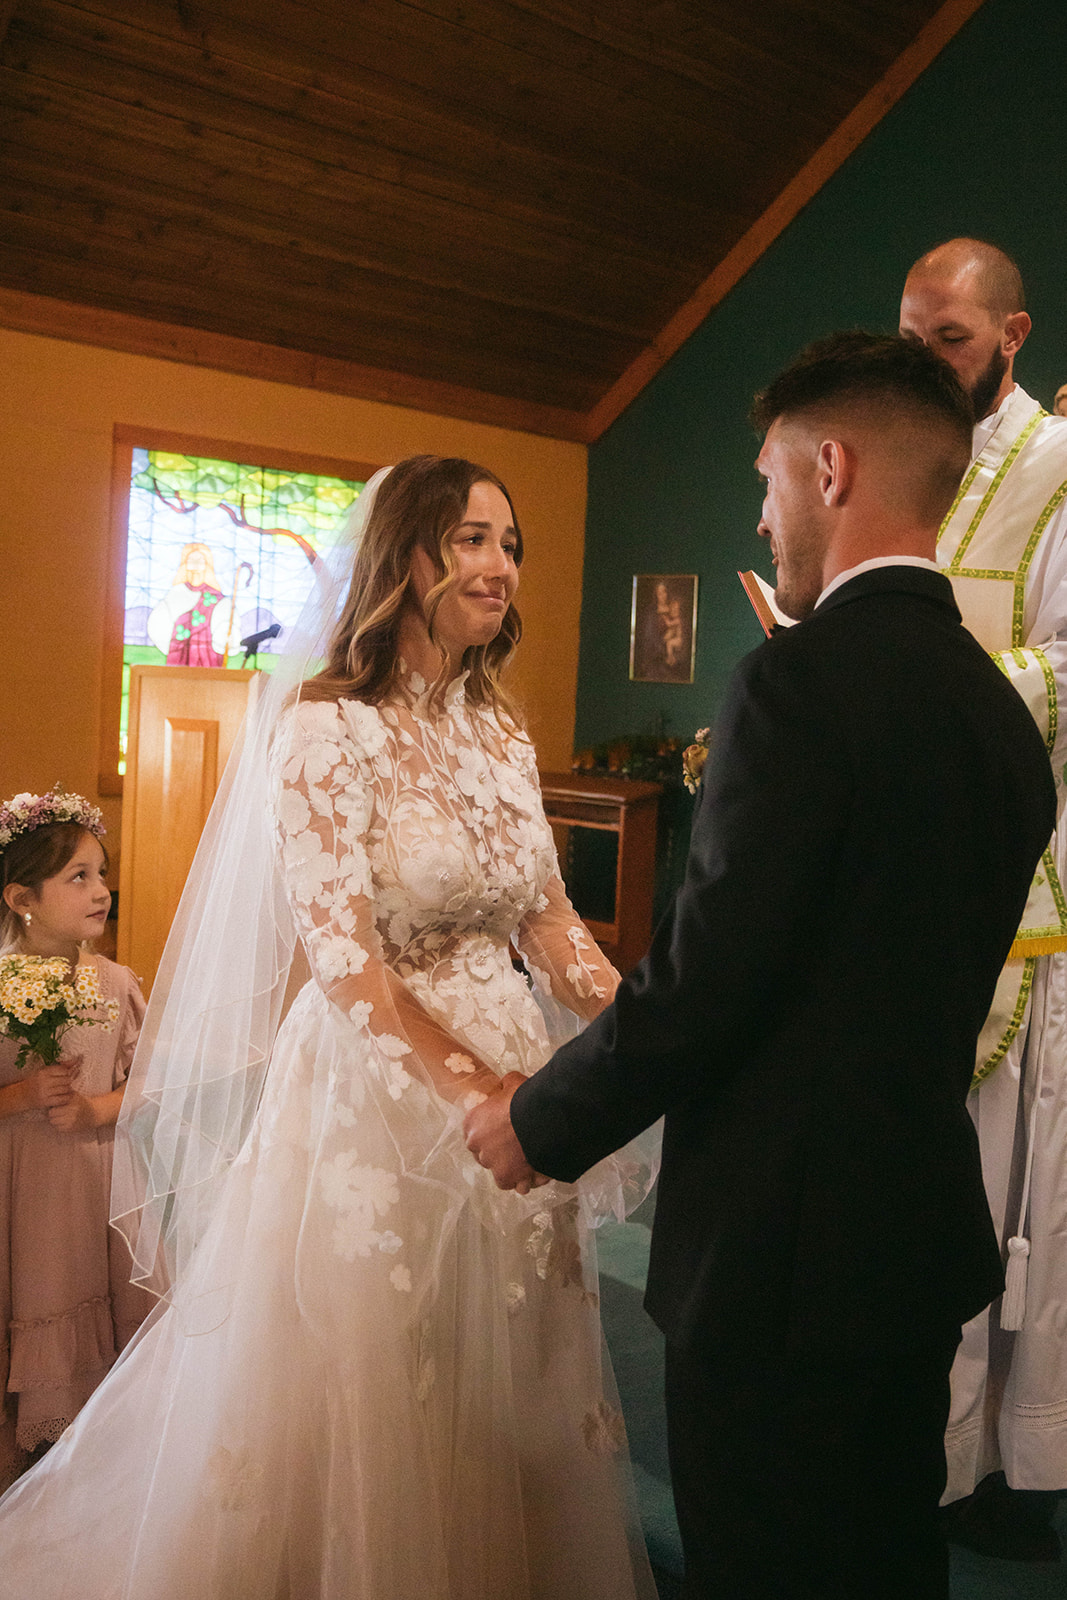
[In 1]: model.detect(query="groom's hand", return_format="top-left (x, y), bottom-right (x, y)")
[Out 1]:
top-left (464, 1072), bottom-right (548, 1194)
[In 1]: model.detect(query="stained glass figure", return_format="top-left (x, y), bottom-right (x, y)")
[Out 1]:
top-left (120, 450), bottom-right (364, 771)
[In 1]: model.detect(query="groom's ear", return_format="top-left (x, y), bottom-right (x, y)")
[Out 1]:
top-left (815, 438), bottom-right (852, 506)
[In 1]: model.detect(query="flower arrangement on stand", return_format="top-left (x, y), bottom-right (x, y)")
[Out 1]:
top-left (681, 728), bottom-right (711, 794)
top-left (0, 956), bottom-right (119, 1070)
top-left (571, 730), bottom-right (685, 786)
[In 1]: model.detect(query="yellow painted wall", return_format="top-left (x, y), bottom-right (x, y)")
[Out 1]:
top-left (0, 328), bottom-right (588, 847)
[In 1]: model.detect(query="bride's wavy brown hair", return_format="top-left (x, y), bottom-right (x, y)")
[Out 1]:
top-left (300, 455), bottom-right (526, 730)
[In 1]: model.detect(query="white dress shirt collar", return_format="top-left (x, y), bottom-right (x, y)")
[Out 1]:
top-left (815, 555), bottom-right (942, 610)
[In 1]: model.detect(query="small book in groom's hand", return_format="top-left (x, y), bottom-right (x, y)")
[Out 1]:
top-left (738, 570), bottom-right (796, 637)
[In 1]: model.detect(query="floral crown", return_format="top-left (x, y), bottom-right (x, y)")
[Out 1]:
top-left (0, 787), bottom-right (105, 856)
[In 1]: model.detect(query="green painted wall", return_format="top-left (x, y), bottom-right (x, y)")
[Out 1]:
top-left (577, 0), bottom-right (1067, 772)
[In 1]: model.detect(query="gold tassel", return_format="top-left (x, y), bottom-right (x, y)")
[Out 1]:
top-left (1007, 935), bottom-right (1067, 960)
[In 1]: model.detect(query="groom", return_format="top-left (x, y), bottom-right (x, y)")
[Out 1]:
top-left (465, 332), bottom-right (1057, 1599)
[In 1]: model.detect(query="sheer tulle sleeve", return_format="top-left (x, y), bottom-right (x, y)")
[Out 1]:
top-left (276, 700), bottom-right (504, 1109)
top-left (504, 730), bottom-right (621, 1019)
top-left (515, 872), bottom-right (620, 1021)
top-left (504, 750), bottom-right (658, 1223)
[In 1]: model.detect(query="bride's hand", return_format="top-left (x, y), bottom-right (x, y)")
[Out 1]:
top-left (464, 1075), bottom-right (549, 1193)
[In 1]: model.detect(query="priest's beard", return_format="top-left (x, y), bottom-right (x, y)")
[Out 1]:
top-left (969, 345), bottom-right (1009, 420)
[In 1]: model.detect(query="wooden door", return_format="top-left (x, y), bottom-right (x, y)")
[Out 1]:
top-left (118, 666), bottom-right (256, 994)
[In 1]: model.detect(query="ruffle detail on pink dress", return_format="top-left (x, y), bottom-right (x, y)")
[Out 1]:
top-left (7, 1293), bottom-right (116, 1391)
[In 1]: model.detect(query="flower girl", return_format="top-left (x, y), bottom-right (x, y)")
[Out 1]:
top-left (0, 787), bottom-right (154, 1489)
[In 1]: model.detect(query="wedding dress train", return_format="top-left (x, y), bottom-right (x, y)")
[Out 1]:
top-left (0, 674), bottom-right (658, 1600)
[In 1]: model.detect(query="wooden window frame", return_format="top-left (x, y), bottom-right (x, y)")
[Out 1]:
top-left (100, 424), bottom-right (381, 796)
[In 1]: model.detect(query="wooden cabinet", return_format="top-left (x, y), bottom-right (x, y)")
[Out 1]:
top-left (117, 666), bottom-right (256, 994)
top-left (538, 772), bottom-right (662, 974)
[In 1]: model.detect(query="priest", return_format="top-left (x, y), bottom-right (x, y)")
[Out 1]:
top-left (899, 238), bottom-right (1067, 1556)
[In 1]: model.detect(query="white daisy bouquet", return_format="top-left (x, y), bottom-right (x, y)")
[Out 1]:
top-left (0, 955), bottom-right (120, 1070)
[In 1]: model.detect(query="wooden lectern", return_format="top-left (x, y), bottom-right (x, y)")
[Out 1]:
top-left (538, 772), bottom-right (662, 974)
top-left (118, 665), bottom-right (257, 994)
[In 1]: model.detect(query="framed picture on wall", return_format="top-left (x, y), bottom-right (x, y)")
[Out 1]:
top-left (629, 574), bottom-right (698, 684)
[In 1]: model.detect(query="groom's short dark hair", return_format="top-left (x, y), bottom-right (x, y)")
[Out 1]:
top-left (751, 330), bottom-right (974, 445)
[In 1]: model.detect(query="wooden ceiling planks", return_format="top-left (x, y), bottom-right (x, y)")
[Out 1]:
top-left (0, 0), bottom-right (986, 437)
top-left (0, 15), bottom-right (691, 312)
top-left (13, 0), bottom-right (721, 254)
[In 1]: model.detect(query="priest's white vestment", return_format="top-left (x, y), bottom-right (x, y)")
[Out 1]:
top-left (940, 384), bottom-right (1067, 1499)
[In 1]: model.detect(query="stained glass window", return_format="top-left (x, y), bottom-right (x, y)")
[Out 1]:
top-left (120, 450), bottom-right (365, 771)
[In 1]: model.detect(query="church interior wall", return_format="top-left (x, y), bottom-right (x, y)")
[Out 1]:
top-left (0, 326), bottom-right (588, 850)
top-left (576, 0), bottom-right (1067, 837)
top-left (4, 0), bottom-right (1064, 904)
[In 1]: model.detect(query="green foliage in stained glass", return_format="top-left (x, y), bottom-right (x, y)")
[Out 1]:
top-left (132, 453), bottom-right (363, 549)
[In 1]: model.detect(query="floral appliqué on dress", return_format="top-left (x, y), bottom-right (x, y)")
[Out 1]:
top-left (273, 677), bottom-right (617, 1137)
top-left (525, 1201), bottom-right (598, 1305)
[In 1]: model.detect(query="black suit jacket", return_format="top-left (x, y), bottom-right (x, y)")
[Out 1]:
top-left (514, 567), bottom-right (1056, 1360)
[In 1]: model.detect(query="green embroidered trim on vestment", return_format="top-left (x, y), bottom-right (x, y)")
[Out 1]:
top-left (1013, 481), bottom-right (1067, 645)
top-left (1043, 845), bottom-right (1067, 930)
top-left (949, 566), bottom-right (1017, 579)
top-left (940, 461), bottom-right (982, 541)
top-left (1035, 648), bottom-right (1058, 755)
top-left (947, 413), bottom-right (1045, 572)
top-left (972, 957), bottom-right (1036, 1091)
top-left (1009, 851), bottom-right (1067, 953)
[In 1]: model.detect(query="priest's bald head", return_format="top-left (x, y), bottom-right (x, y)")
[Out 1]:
top-left (751, 332), bottom-right (973, 620)
top-left (899, 238), bottom-right (1031, 420)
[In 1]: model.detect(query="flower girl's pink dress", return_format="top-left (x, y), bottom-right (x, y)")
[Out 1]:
top-left (0, 954), bottom-right (154, 1489)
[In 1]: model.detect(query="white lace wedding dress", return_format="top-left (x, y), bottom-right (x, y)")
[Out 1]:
top-left (0, 671), bottom-right (658, 1600)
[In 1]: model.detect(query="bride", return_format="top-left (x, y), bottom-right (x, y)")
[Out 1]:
top-left (0, 456), bottom-right (659, 1599)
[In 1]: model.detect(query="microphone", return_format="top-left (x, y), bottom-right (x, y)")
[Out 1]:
top-left (238, 623), bottom-right (282, 664)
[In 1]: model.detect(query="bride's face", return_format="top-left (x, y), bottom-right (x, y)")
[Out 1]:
top-left (409, 482), bottom-right (520, 662)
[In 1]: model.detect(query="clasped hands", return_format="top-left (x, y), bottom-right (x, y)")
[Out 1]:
top-left (464, 1071), bottom-right (548, 1195)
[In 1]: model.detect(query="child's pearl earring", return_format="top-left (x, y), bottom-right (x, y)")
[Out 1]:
top-left (23, 913), bottom-right (31, 926)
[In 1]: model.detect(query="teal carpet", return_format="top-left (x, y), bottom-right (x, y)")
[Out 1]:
top-left (596, 1197), bottom-right (1067, 1600)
